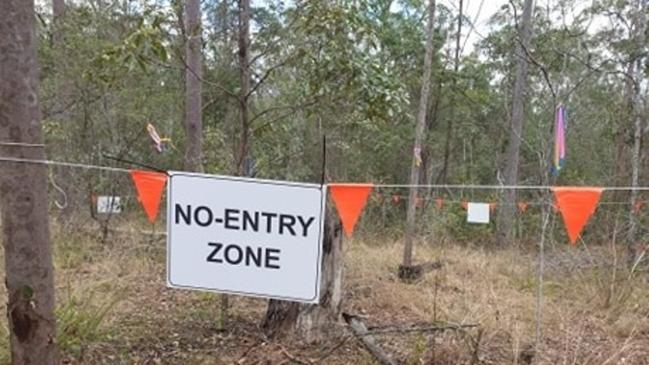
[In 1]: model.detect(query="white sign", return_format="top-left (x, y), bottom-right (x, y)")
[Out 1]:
top-left (97, 196), bottom-right (122, 214)
top-left (166, 172), bottom-right (326, 303)
top-left (467, 203), bottom-right (490, 224)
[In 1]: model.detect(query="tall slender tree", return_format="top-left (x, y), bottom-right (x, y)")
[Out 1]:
top-left (236, 0), bottom-right (252, 176)
top-left (0, 0), bottom-right (58, 363)
top-left (184, 0), bottom-right (203, 172)
top-left (401, 0), bottom-right (436, 274)
top-left (627, 0), bottom-right (647, 263)
top-left (52, 0), bottom-right (65, 47)
top-left (496, 0), bottom-right (535, 244)
top-left (438, 0), bottom-right (463, 184)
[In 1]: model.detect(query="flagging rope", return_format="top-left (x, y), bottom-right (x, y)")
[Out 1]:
top-left (374, 183), bottom-right (649, 191)
top-left (0, 142), bottom-right (45, 148)
top-left (0, 156), bottom-right (129, 173)
top-left (0, 156), bottom-right (649, 191)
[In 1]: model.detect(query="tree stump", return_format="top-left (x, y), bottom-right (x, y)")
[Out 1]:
top-left (262, 211), bottom-right (343, 343)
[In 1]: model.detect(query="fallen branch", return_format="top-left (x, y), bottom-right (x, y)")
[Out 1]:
top-left (366, 322), bottom-right (479, 335)
top-left (342, 313), bottom-right (398, 365)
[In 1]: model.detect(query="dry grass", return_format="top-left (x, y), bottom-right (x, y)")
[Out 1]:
top-left (0, 220), bottom-right (648, 364)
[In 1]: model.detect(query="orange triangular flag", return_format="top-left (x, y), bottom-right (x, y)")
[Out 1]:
top-left (416, 196), bottom-right (424, 208)
top-left (392, 194), bottom-right (401, 204)
top-left (435, 198), bottom-right (444, 209)
top-left (461, 201), bottom-right (468, 210)
top-left (130, 170), bottom-right (168, 223)
top-left (518, 202), bottom-right (529, 213)
top-left (489, 203), bottom-right (496, 212)
top-left (634, 200), bottom-right (645, 214)
top-left (329, 183), bottom-right (374, 237)
top-left (553, 187), bottom-right (603, 245)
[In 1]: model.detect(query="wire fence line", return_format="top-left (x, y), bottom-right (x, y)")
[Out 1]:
top-left (1, 156), bottom-right (649, 192)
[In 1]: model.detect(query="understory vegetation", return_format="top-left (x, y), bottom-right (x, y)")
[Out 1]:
top-left (0, 214), bottom-right (647, 364)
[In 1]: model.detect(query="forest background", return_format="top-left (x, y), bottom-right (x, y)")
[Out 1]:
top-left (0, 0), bottom-right (648, 364)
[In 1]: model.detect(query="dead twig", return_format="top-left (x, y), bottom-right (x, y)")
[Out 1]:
top-left (279, 345), bottom-right (313, 365)
top-left (365, 323), bottom-right (479, 335)
top-left (342, 313), bottom-right (398, 365)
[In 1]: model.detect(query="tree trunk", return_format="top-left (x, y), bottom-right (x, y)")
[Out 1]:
top-left (216, 0), bottom-right (253, 329)
top-left (402, 0), bottom-right (436, 273)
top-left (184, 0), bottom-right (203, 172)
top-left (236, 0), bottom-right (252, 176)
top-left (52, 0), bottom-right (65, 46)
top-left (0, 1), bottom-right (58, 363)
top-left (262, 212), bottom-right (343, 343)
top-left (628, 77), bottom-right (642, 255)
top-left (496, 0), bottom-right (534, 244)
top-left (52, 0), bottom-right (78, 221)
top-left (627, 0), bottom-right (646, 264)
top-left (438, 0), bottom-right (462, 184)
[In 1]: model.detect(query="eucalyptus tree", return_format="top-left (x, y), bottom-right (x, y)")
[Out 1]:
top-left (184, 0), bottom-right (203, 172)
top-left (0, 0), bottom-right (58, 363)
top-left (258, 0), bottom-right (409, 339)
top-left (402, 0), bottom-right (437, 276)
top-left (496, 0), bottom-right (535, 244)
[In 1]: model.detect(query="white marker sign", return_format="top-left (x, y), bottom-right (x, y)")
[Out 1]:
top-left (467, 202), bottom-right (490, 224)
top-left (97, 196), bottom-right (122, 214)
top-left (167, 172), bottom-right (326, 303)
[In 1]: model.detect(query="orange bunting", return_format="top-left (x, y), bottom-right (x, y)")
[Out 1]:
top-left (130, 170), bottom-right (168, 223)
top-left (392, 194), bottom-right (401, 204)
top-left (634, 200), bottom-right (645, 214)
top-left (329, 184), bottom-right (374, 237)
top-left (461, 201), bottom-right (468, 210)
top-left (489, 203), bottom-right (496, 212)
top-left (435, 198), bottom-right (444, 209)
top-left (518, 202), bottom-right (529, 213)
top-left (553, 187), bottom-right (603, 245)
top-left (416, 196), bottom-right (424, 208)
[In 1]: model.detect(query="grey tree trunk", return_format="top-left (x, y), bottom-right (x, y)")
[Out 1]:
top-left (627, 0), bottom-right (646, 264)
top-left (52, 0), bottom-right (68, 110)
top-left (236, 0), bottom-right (252, 176)
top-left (51, 0), bottom-right (78, 220)
top-left (0, 1), bottom-right (58, 363)
top-left (184, 0), bottom-right (203, 172)
top-left (496, 0), bottom-right (534, 244)
top-left (438, 0), bottom-right (462, 184)
top-left (402, 0), bottom-right (436, 272)
top-left (629, 78), bottom-right (642, 249)
top-left (52, 0), bottom-right (65, 46)
top-left (262, 212), bottom-right (343, 343)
